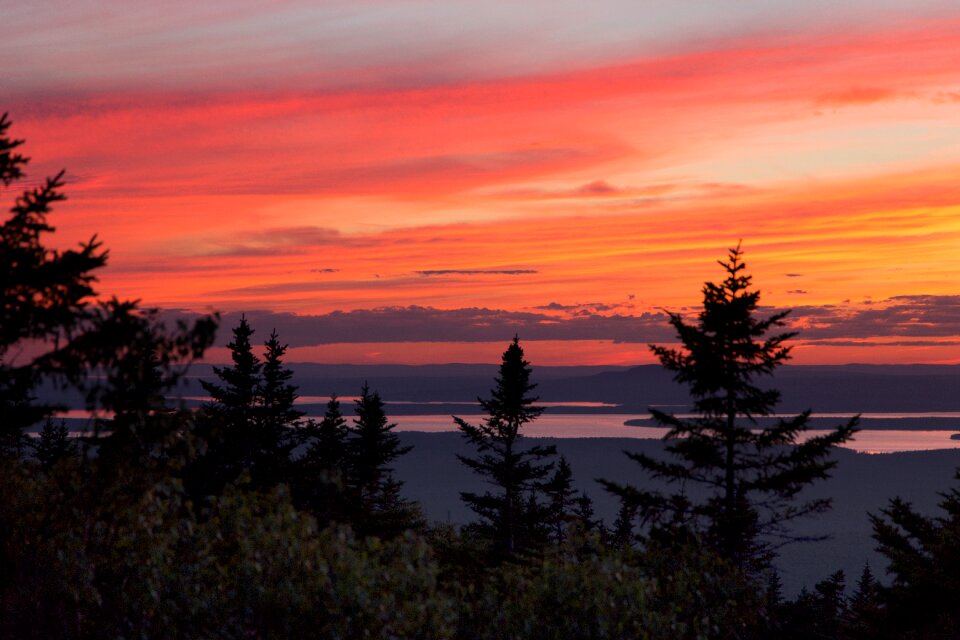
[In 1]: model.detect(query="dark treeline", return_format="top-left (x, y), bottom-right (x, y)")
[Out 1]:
top-left (2, 113), bottom-right (960, 639)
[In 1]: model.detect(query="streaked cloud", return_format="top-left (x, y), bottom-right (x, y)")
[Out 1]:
top-left (416, 269), bottom-right (538, 277)
top-left (167, 294), bottom-right (960, 353)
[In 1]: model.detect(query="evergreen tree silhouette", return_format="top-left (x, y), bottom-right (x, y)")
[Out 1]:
top-left (454, 336), bottom-right (556, 558)
top-left (347, 384), bottom-right (419, 538)
top-left (601, 244), bottom-right (857, 574)
top-left (33, 419), bottom-right (78, 471)
top-left (0, 113), bottom-right (216, 458)
top-left (843, 564), bottom-right (881, 639)
top-left (870, 470), bottom-right (960, 639)
top-left (777, 572), bottom-right (847, 640)
top-left (191, 319), bottom-right (306, 495)
top-left (544, 455), bottom-right (577, 544)
top-left (573, 492), bottom-right (601, 534)
top-left (260, 329), bottom-right (303, 431)
top-left (89, 305), bottom-right (185, 466)
top-left (255, 328), bottom-right (302, 486)
top-left (295, 395), bottom-right (350, 525)
top-left (815, 570), bottom-right (848, 636)
top-left (763, 570), bottom-right (784, 634)
top-left (611, 497), bottom-right (637, 550)
top-left (0, 112), bottom-right (104, 452)
top-left (195, 316), bottom-right (262, 492)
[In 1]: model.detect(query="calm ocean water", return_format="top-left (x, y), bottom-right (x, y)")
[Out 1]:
top-left (353, 413), bottom-right (960, 455)
top-left (52, 409), bottom-right (960, 454)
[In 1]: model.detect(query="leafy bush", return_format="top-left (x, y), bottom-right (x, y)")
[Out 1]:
top-left (0, 457), bottom-right (454, 639)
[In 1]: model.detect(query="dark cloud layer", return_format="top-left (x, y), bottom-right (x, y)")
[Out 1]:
top-left (164, 295), bottom-right (960, 348)
top-left (188, 306), bottom-right (673, 346)
top-left (779, 295), bottom-right (960, 340)
top-left (415, 269), bottom-right (538, 276)
top-left (534, 302), bottom-right (623, 312)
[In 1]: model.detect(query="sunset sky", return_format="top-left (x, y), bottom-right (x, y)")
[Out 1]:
top-left (7, 1), bottom-right (960, 365)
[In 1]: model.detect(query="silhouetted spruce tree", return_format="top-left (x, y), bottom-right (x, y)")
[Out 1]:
top-left (0, 112), bottom-right (104, 453)
top-left (295, 395), bottom-right (350, 525)
top-left (815, 570), bottom-right (848, 637)
top-left (255, 329), bottom-right (302, 485)
top-left (347, 384), bottom-right (420, 538)
top-left (0, 113), bottom-right (216, 460)
top-left (601, 244), bottom-right (857, 574)
top-left (778, 570), bottom-right (847, 640)
top-left (33, 419), bottom-right (78, 471)
top-left (869, 470), bottom-right (960, 639)
top-left (544, 455), bottom-right (577, 544)
top-left (843, 564), bottom-right (881, 639)
top-left (763, 570), bottom-right (784, 634)
top-left (260, 329), bottom-right (303, 430)
top-left (611, 498), bottom-right (638, 550)
top-left (312, 395), bottom-right (350, 469)
top-left (454, 336), bottom-right (557, 558)
top-left (193, 320), bottom-right (305, 494)
top-left (90, 306), bottom-right (178, 466)
top-left (573, 492), bottom-right (601, 533)
top-left (195, 316), bottom-right (263, 492)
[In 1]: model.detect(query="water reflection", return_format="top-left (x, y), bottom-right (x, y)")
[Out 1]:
top-left (373, 414), bottom-right (960, 455)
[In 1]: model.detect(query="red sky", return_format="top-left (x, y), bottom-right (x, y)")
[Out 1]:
top-left (7, 2), bottom-right (960, 365)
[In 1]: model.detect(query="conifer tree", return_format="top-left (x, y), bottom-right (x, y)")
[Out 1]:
top-left (347, 384), bottom-right (419, 538)
top-left (611, 498), bottom-right (638, 550)
top-left (777, 574), bottom-right (847, 640)
top-left (454, 336), bottom-right (556, 558)
top-left (195, 316), bottom-right (263, 491)
top-left (544, 455), bottom-right (577, 544)
top-left (295, 395), bottom-right (350, 524)
top-left (602, 244), bottom-right (857, 574)
top-left (843, 564), bottom-right (881, 639)
top-left (763, 570), bottom-right (784, 632)
top-left (255, 329), bottom-right (302, 485)
top-left (33, 419), bottom-right (78, 471)
top-left (0, 112), bottom-right (105, 450)
top-left (260, 329), bottom-right (303, 431)
top-left (194, 319), bottom-right (305, 493)
top-left (870, 470), bottom-right (960, 638)
top-left (573, 492), bottom-right (601, 534)
top-left (92, 307), bottom-right (177, 466)
top-left (815, 570), bottom-right (848, 635)
top-left (0, 113), bottom-right (216, 459)
top-left (313, 395), bottom-right (349, 469)
top-left (202, 316), bottom-right (261, 430)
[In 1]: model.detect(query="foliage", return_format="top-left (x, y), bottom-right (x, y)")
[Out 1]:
top-left (868, 469), bottom-right (960, 639)
top-left (0, 457), bottom-right (454, 639)
top-left (455, 336), bottom-right (557, 559)
top-left (544, 455), bottom-right (579, 544)
top-left (602, 244), bottom-right (857, 574)
top-left (775, 571), bottom-right (847, 640)
top-left (0, 113), bottom-right (105, 440)
top-left (0, 113), bottom-right (216, 457)
top-left (844, 565), bottom-right (882, 640)
top-left (32, 418), bottom-right (78, 470)
top-left (259, 329), bottom-right (304, 434)
top-left (346, 384), bottom-right (422, 538)
top-left (293, 395), bottom-right (351, 525)
top-left (457, 536), bottom-right (763, 640)
top-left (194, 317), bottom-right (299, 494)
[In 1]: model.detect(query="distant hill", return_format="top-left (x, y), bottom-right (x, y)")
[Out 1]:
top-left (178, 363), bottom-right (960, 413)
top-left (39, 362), bottom-right (960, 415)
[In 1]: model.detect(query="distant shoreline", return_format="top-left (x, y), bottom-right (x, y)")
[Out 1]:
top-left (624, 416), bottom-right (960, 431)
